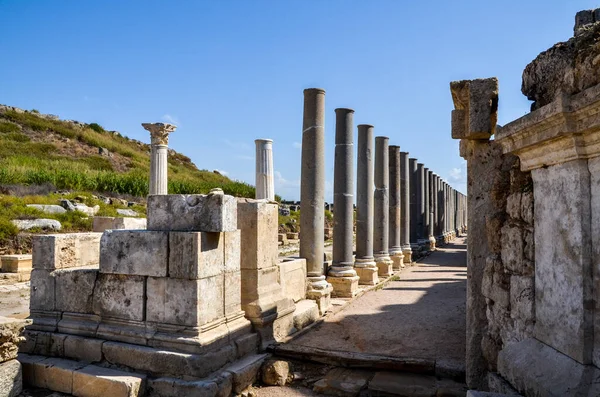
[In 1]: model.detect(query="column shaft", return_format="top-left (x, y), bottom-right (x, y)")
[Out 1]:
top-left (388, 145), bottom-right (404, 270)
top-left (400, 152), bottom-right (412, 262)
top-left (423, 167), bottom-right (430, 244)
top-left (428, 170), bottom-right (436, 250)
top-left (374, 136), bottom-right (393, 276)
top-left (255, 139), bottom-right (274, 201)
top-left (417, 163), bottom-right (425, 245)
top-left (409, 158), bottom-right (418, 246)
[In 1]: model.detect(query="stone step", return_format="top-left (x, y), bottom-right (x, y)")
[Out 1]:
top-left (367, 371), bottom-right (467, 397)
top-left (19, 354), bottom-right (146, 397)
top-left (18, 352), bottom-right (270, 397)
top-left (292, 300), bottom-right (319, 331)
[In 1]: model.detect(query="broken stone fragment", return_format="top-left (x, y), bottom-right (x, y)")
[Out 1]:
top-left (450, 78), bottom-right (498, 140)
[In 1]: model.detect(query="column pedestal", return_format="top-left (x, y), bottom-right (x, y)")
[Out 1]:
top-left (354, 259), bottom-right (379, 285)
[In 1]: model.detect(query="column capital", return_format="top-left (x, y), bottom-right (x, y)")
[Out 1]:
top-left (142, 123), bottom-right (177, 146)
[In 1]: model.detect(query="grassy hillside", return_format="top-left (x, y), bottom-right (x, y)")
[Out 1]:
top-left (0, 106), bottom-right (256, 197)
top-left (0, 105), bottom-right (265, 251)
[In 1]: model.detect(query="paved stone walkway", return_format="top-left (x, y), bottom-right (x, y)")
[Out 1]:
top-left (288, 237), bottom-right (467, 364)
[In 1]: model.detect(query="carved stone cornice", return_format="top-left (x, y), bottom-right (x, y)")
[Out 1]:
top-left (496, 83), bottom-right (600, 171)
top-left (142, 123), bottom-right (177, 146)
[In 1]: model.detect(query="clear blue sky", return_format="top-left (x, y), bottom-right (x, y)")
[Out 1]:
top-left (1, 0), bottom-right (594, 200)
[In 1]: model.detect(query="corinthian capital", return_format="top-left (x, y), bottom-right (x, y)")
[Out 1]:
top-left (142, 122), bottom-right (177, 145)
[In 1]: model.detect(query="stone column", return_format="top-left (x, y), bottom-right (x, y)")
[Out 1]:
top-left (417, 163), bottom-right (426, 248)
top-left (428, 170), bottom-right (436, 250)
top-left (409, 158), bottom-right (419, 249)
top-left (327, 109), bottom-right (360, 297)
top-left (444, 182), bottom-right (449, 242)
top-left (143, 122), bottom-right (176, 195)
top-left (388, 145), bottom-right (404, 270)
top-left (400, 152), bottom-right (412, 263)
top-left (300, 88), bottom-right (332, 314)
top-left (374, 136), bottom-right (394, 276)
top-left (355, 125), bottom-right (379, 285)
top-left (255, 139), bottom-right (275, 201)
top-left (423, 166), bottom-right (430, 249)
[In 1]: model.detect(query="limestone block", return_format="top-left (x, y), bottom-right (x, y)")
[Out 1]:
top-left (261, 359), bottom-right (290, 386)
top-left (237, 199), bottom-right (278, 270)
top-left (314, 367), bottom-right (372, 397)
top-left (450, 78), bottom-right (498, 139)
top-left (64, 335), bottom-right (103, 363)
top-left (293, 300), bottom-right (319, 330)
top-left (30, 269), bottom-right (55, 311)
top-left (234, 333), bottom-right (258, 359)
top-left (327, 276), bottom-right (360, 298)
top-left (500, 225), bottom-right (524, 275)
top-left (148, 377), bottom-right (219, 397)
top-left (92, 216), bottom-right (146, 232)
top-left (0, 359), bottom-right (21, 397)
top-left (32, 233), bottom-right (101, 270)
top-left (18, 354), bottom-right (45, 387)
top-left (224, 230), bottom-right (241, 273)
top-left (506, 193), bottom-right (521, 220)
top-left (241, 267), bottom-right (280, 307)
top-left (224, 353), bottom-right (268, 394)
top-left (92, 274), bottom-right (145, 321)
top-left (225, 271), bottom-right (242, 316)
top-left (481, 267), bottom-right (509, 308)
top-left (520, 192), bottom-right (534, 225)
top-left (498, 338), bottom-right (600, 397)
top-left (0, 255), bottom-right (32, 273)
top-left (510, 276), bottom-right (534, 322)
top-left (279, 258), bottom-right (307, 302)
top-left (0, 316), bottom-right (29, 363)
top-left (55, 268), bottom-right (98, 314)
top-left (72, 364), bottom-right (146, 397)
top-left (147, 194), bottom-right (237, 232)
top-left (33, 357), bottom-right (86, 394)
top-left (100, 230), bottom-right (168, 277)
top-left (146, 276), bottom-right (224, 327)
top-left (169, 232), bottom-right (223, 279)
top-left (19, 331), bottom-right (66, 357)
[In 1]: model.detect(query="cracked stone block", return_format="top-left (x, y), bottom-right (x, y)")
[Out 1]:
top-left (237, 199), bottom-right (278, 270)
top-left (169, 232), bottom-right (224, 279)
top-left (32, 357), bottom-right (86, 394)
top-left (32, 233), bottom-right (101, 270)
top-left (147, 194), bottom-right (237, 232)
top-left (55, 268), bottom-right (98, 314)
top-left (30, 269), bottom-right (56, 312)
top-left (100, 230), bottom-right (168, 277)
top-left (92, 274), bottom-right (145, 321)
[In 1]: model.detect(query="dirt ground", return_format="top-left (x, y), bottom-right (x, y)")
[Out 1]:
top-left (288, 238), bottom-right (467, 363)
top-left (0, 282), bottom-right (30, 318)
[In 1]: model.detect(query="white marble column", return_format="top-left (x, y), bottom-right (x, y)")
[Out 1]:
top-left (143, 122), bottom-right (176, 195)
top-left (255, 139), bottom-right (275, 201)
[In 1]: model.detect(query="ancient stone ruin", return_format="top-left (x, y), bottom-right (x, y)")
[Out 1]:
top-left (452, 9), bottom-right (600, 396)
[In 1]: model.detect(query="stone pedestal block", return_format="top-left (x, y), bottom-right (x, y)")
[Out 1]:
top-left (326, 275), bottom-right (360, 298)
top-left (99, 230), bottom-right (168, 277)
top-left (1, 255), bottom-right (32, 273)
top-left (354, 261), bottom-right (379, 286)
top-left (279, 258), bottom-right (307, 303)
top-left (146, 276), bottom-right (224, 327)
top-left (33, 233), bottom-right (101, 270)
top-left (390, 254), bottom-right (404, 271)
top-left (92, 274), bottom-right (145, 322)
top-left (375, 257), bottom-right (393, 277)
top-left (169, 231), bottom-right (225, 279)
top-left (147, 193), bottom-right (237, 232)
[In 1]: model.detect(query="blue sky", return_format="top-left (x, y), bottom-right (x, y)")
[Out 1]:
top-left (1, 0), bottom-right (594, 200)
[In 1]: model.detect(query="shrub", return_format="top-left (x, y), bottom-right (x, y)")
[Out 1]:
top-left (0, 122), bottom-right (20, 134)
top-left (88, 123), bottom-right (105, 133)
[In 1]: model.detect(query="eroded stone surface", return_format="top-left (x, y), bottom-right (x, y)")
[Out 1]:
top-left (100, 230), bottom-right (168, 277)
top-left (169, 232), bottom-right (224, 279)
top-left (92, 274), bottom-right (145, 321)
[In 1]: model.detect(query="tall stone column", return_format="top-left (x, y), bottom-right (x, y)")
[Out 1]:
top-left (388, 145), bottom-right (404, 270)
top-left (434, 175), bottom-right (441, 241)
top-left (409, 158), bottom-right (419, 249)
top-left (255, 139), bottom-right (275, 201)
top-left (428, 170), bottom-right (436, 250)
top-left (143, 122), bottom-right (176, 195)
top-left (374, 136), bottom-right (394, 276)
top-left (444, 182), bottom-right (449, 242)
top-left (300, 88), bottom-right (332, 314)
top-left (328, 109), bottom-right (360, 297)
top-left (355, 125), bottom-right (379, 285)
top-left (417, 163), bottom-right (426, 248)
top-left (423, 166), bottom-right (430, 249)
top-left (400, 152), bottom-right (412, 263)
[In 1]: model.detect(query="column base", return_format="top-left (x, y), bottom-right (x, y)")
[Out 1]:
top-left (428, 236), bottom-right (436, 251)
top-left (326, 275), bottom-right (360, 298)
top-left (402, 247), bottom-right (413, 265)
top-left (374, 255), bottom-right (393, 277)
top-left (306, 275), bottom-right (333, 315)
top-left (390, 251), bottom-right (405, 271)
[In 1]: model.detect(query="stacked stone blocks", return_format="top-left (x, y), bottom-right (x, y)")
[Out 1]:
top-left (21, 193), bottom-right (265, 396)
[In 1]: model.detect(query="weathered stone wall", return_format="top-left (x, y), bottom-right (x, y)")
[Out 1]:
top-left (480, 154), bottom-right (535, 373)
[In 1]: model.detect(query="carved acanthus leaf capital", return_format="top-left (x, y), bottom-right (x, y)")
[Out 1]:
top-left (142, 123), bottom-right (177, 145)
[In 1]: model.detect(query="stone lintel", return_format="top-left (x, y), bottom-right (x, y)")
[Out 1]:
top-left (496, 83), bottom-right (600, 171)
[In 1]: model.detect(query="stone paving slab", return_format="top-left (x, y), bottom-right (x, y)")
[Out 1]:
top-left (288, 239), bottom-right (467, 364)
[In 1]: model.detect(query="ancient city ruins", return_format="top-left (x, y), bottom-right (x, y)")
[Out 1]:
top-left (0, 7), bottom-right (599, 397)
